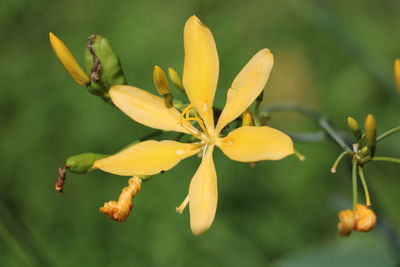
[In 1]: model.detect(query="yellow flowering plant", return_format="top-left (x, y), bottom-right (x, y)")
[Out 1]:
top-left (50, 15), bottom-right (400, 237)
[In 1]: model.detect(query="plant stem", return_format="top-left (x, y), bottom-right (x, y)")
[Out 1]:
top-left (352, 162), bottom-right (358, 210)
top-left (371, 156), bottom-right (400, 164)
top-left (376, 125), bottom-right (400, 142)
top-left (330, 151), bottom-right (351, 173)
top-left (357, 166), bottom-right (371, 206)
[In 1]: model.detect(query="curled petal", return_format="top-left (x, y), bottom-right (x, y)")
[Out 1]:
top-left (183, 15), bottom-right (219, 132)
top-left (354, 204), bottom-right (377, 232)
top-left (189, 145), bottom-right (218, 235)
top-left (338, 209), bottom-right (355, 236)
top-left (217, 126), bottom-right (294, 162)
top-left (216, 49), bottom-right (273, 133)
top-left (110, 85), bottom-right (189, 133)
top-left (93, 140), bottom-right (200, 176)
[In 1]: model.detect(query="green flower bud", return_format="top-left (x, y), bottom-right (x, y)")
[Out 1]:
top-left (66, 153), bottom-right (108, 173)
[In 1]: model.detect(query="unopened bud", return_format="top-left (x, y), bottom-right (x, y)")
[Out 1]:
top-left (395, 59), bottom-right (400, 95)
top-left (364, 114), bottom-right (376, 154)
top-left (66, 153), bottom-right (108, 173)
top-left (153, 65), bottom-right (173, 108)
top-left (347, 117), bottom-right (361, 141)
top-left (168, 67), bottom-right (184, 91)
top-left (100, 176), bottom-right (142, 222)
top-left (354, 204), bottom-right (377, 232)
top-left (242, 110), bottom-right (255, 126)
top-left (49, 32), bottom-right (90, 85)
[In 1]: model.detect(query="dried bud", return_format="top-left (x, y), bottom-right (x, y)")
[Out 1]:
top-left (354, 204), bottom-right (377, 232)
top-left (395, 59), bottom-right (400, 95)
top-left (338, 209), bottom-right (355, 236)
top-left (242, 110), bottom-right (255, 126)
top-left (49, 32), bottom-right (90, 85)
top-left (347, 117), bottom-right (361, 141)
top-left (100, 176), bottom-right (142, 222)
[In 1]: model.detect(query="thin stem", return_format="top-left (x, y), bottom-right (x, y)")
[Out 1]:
top-left (357, 166), bottom-right (371, 206)
top-left (371, 156), bottom-right (400, 164)
top-left (376, 125), bottom-right (400, 142)
top-left (262, 103), bottom-right (352, 151)
top-left (330, 151), bottom-right (351, 173)
top-left (294, 149), bottom-right (306, 161)
top-left (352, 162), bottom-right (358, 210)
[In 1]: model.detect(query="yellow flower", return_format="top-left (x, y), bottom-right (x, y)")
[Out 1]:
top-left (93, 15), bottom-right (294, 235)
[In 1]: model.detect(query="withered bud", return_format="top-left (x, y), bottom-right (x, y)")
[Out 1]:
top-left (338, 209), bottom-right (355, 236)
top-left (354, 204), bottom-right (377, 232)
top-left (100, 176), bottom-right (142, 222)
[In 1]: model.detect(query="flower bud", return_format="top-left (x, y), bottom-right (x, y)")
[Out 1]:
top-left (242, 110), bottom-right (255, 126)
top-left (153, 65), bottom-right (173, 108)
top-left (338, 209), bottom-right (355, 236)
top-left (347, 117), bottom-right (361, 141)
top-left (100, 176), bottom-right (142, 222)
top-left (364, 114), bottom-right (376, 154)
top-left (49, 32), bottom-right (90, 85)
top-left (354, 204), bottom-right (377, 232)
top-left (66, 153), bottom-right (108, 173)
top-left (395, 59), bottom-right (400, 95)
top-left (168, 67), bottom-right (184, 91)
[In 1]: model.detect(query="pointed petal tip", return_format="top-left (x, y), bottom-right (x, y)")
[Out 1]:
top-left (191, 223), bottom-right (211, 235)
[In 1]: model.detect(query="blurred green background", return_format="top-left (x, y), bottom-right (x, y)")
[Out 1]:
top-left (1, 0), bottom-right (400, 266)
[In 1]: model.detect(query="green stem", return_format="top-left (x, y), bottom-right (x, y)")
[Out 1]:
top-left (376, 125), bottom-right (400, 142)
top-left (261, 103), bottom-right (352, 151)
top-left (352, 162), bottom-right (358, 210)
top-left (330, 151), bottom-right (351, 173)
top-left (371, 156), bottom-right (400, 164)
top-left (357, 166), bottom-right (371, 206)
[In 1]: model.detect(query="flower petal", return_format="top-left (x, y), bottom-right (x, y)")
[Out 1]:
top-left (110, 85), bottom-right (188, 133)
top-left (215, 49), bottom-right (273, 133)
top-left (188, 145), bottom-right (218, 235)
top-left (93, 140), bottom-right (200, 176)
top-left (217, 126), bottom-right (293, 162)
top-left (183, 16), bottom-right (219, 132)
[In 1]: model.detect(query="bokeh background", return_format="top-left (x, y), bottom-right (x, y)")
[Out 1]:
top-left (1, 0), bottom-right (400, 266)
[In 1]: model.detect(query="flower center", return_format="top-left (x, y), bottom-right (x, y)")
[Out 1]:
top-left (178, 104), bottom-right (212, 141)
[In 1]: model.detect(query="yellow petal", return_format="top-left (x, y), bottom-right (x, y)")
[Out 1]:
top-left (216, 49), bottom-right (273, 133)
top-left (188, 145), bottom-right (218, 235)
top-left (183, 16), bottom-right (219, 132)
top-left (110, 85), bottom-right (188, 133)
top-left (93, 140), bottom-right (200, 176)
top-left (49, 32), bottom-right (90, 85)
top-left (217, 126), bottom-right (294, 162)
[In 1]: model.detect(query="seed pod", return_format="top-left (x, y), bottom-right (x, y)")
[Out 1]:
top-left (49, 32), bottom-right (90, 85)
top-left (84, 35), bottom-right (127, 91)
top-left (66, 153), bottom-right (108, 173)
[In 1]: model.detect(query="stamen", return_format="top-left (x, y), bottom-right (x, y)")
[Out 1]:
top-left (294, 149), bottom-right (306, 162)
top-left (178, 103), bottom-right (210, 141)
top-left (351, 162), bottom-right (358, 210)
top-left (176, 195), bottom-right (189, 214)
top-left (331, 151), bottom-right (351, 173)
